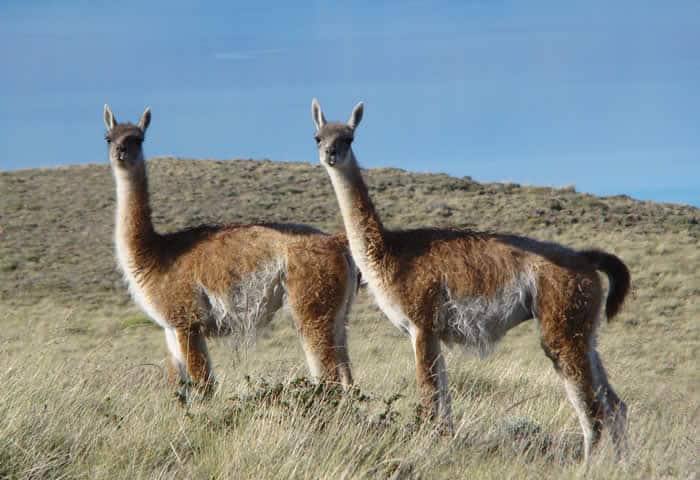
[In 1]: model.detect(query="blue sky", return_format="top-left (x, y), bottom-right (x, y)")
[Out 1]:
top-left (1, 1), bottom-right (698, 207)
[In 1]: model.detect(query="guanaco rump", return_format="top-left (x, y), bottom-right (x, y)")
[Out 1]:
top-left (311, 98), bottom-right (630, 464)
top-left (104, 105), bottom-right (357, 397)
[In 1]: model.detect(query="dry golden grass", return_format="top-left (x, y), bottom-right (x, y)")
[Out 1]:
top-left (1, 159), bottom-right (698, 479)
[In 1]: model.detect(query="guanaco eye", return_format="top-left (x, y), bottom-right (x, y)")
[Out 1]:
top-left (104, 135), bottom-right (111, 144)
top-left (314, 136), bottom-right (321, 145)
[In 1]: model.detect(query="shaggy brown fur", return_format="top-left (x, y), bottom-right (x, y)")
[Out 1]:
top-left (311, 99), bottom-right (630, 464)
top-left (104, 105), bottom-right (357, 397)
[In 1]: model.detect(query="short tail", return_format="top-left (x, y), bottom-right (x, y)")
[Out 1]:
top-left (581, 249), bottom-right (631, 320)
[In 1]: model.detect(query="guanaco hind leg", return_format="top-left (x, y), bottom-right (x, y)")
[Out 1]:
top-left (285, 249), bottom-right (355, 389)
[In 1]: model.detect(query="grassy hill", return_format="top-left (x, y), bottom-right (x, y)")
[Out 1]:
top-left (1, 158), bottom-right (698, 479)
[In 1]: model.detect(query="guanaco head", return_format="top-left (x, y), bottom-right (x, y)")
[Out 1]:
top-left (311, 98), bottom-right (363, 170)
top-left (103, 105), bottom-right (151, 171)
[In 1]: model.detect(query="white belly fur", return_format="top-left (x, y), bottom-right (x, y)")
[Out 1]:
top-left (440, 270), bottom-right (536, 356)
top-left (361, 262), bottom-right (536, 358)
top-left (200, 261), bottom-right (285, 342)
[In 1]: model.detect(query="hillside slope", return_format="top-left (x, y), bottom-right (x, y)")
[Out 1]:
top-left (1, 157), bottom-right (697, 308)
top-left (0, 158), bottom-right (698, 478)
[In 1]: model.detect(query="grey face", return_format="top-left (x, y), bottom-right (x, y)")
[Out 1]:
top-left (103, 105), bottom-right (151, 171)
top-left (311, 98), bottom-right (364, 169)
top-left (314, 123), bottom-right (355, 168)
top-left (105, 125), bottom-right (145, 169)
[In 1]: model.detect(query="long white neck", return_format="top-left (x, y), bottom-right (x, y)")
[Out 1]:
top-left (324, 152), bottom-right (388, 279)
top-left (113, 163), bottom-right (157, 274)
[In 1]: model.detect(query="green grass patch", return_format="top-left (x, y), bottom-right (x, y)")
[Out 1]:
top-left (120, 314), bottom-right (157, 330)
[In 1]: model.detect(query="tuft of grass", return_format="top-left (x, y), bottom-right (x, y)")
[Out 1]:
top-left (120, 314), bottom-right (157, 330)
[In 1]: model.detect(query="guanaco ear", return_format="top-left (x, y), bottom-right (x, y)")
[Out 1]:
top-left (347, 101), bottom-right (364, 130)
top-left (311, 98), bottom-right (326, 131)
top-left (103, 104), bottom-right (117, 130)
top-left (138, 106), bottom-right (151, 132)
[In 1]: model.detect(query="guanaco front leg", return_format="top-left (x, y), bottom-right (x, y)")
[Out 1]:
top-left (165, 324), bottom-right (215, 398)
top-left (412, 327), bottom-right (452, 430)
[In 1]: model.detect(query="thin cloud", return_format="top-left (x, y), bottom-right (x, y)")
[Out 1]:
top-left (213, 49), bottom-right (285, 61)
